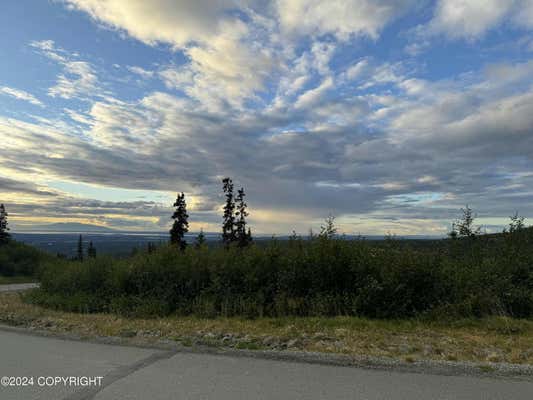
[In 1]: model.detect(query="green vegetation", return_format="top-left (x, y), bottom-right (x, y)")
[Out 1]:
top-left (170, 192), bottom-right (189, 251)
top-left (2, 185), bottom-right (532, 327)
top-left (0, 203), bottom-right (10, 245)
top-left (2, 292), bottom-right (533, 364)
top-left (0, 240), bottom-right (52, 278)
top-left (25, 223), bottom-right (533, 320)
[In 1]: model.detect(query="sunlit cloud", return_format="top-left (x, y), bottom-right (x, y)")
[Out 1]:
top-left (1, 1), bottom-right (533, 234)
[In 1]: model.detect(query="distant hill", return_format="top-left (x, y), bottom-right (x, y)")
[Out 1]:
top-left (16, 222), bottom-right (117, 233)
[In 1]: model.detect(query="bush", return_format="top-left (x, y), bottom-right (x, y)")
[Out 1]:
top-left (27, 229), bottom-right (533, 319)
top-left (0, 241), bottom-right (52, 277)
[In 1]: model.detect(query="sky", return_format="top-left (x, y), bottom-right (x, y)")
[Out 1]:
top-left (1, 0), bottom-right (533, 235)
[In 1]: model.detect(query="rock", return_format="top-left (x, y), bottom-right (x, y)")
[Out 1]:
top-left (222, 335), bottom-right (233, 344)
top-left (286, 339), bottom-right (301, 348)
top-left (119, 329), bottom-right (137, 338)
top-left (262, 336), bottom-right (276, 346)
top-left (203, 332), bottom-right (217, 340)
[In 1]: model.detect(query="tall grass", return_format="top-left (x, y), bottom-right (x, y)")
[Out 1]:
top-left (26, 228), bottom-right (533, 320)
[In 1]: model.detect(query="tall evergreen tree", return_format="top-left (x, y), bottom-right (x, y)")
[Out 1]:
top-left (319, 214), bottom-right (337, 239)
top-left (221, 178), bottom-right (236, 247)
top-left (170, 192), bottom-right (189, 251)
top-left (195, 228), bottom-right (206, 249)
top-left (0, 203), bottom-right (10, 245)
top-left (77, 234), bottom-right (84, 262)
top-left (87, 241), bottom-right (96, 258)
top-left (246, 227), bottom-right (253, 245)
top-left (235, 187), bottom-right (251, 247)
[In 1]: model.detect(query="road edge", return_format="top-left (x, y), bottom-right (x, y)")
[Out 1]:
top-left (0, 323), bottom-right (531, 381)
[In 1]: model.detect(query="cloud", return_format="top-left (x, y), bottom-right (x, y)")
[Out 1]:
top-left (0, 86), bottom-right (43, 106)
top-left (0, 177), bottom-right (57, 197)
top-left (62, 0), bottom-right (237, 48)
top-left (429, 0), bottom-right (533, 40)
top-left (3, 3), bottom-right (533, 234)
top-left (127, 65), bottom-right (155, 79)
top-left (31, 40), bottom-right (100, 100)
top-left (49, 61), bottom-right (99, 99)
top-left (173, 19), bottom-right (277, 109)
top-left (294, 76), bottom-right (334, 109)
top-left (276, 0), bottom-right (414, 40)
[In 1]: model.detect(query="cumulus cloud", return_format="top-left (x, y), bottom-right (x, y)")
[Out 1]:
top-left (276, 0), bottom-right (414, 40)
top-left (429, 0), bottom-right (533, 40)
top-left (0, 86), bottom-right (43, 106)
top-left (2, 2), bottom-right (533, 234)
top-left (62, 0), bottom-right (237, 48)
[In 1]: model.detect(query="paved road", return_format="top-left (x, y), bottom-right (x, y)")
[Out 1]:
top-left (0, 283), bottom-right (39, 292)
top-left (0, 329), bottom-right (532, 400)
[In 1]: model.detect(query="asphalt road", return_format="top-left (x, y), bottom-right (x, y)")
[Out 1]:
top-left (0, 329), bottom-right (532, 400)
top-left (0, 283), bottom-right (39, 292)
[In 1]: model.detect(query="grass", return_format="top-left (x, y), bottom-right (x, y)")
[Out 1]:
top-left (2, 292), bottom-right (532, 365)
top-left (0, 275), bottom-right (37, 284)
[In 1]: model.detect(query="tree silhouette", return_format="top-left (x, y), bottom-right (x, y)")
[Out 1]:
top-left (235, 187), bottom-right (252, 247)
top-left (508, 212), bottom-right (525, 233)
top-left (77, 235), bottom-right (84, 261)
top-left (449, 205), bottom-right (480, 239)
top-left (195, 228), bottom-right (206, 249)
top-left (87, 241), bottom-right (96, 258)
top-left (246, 227), bottom-right (253, 245)
top-left (0, 204), bottom-right (10, 245)
top-left (222, 178), bottom-right (236, 247)
top-left (170, 192), bottom-right (189, 251)
top-left (319, 214), bottom-right (337, 239)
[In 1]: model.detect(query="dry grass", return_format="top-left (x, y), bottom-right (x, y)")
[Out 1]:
top-left (1, 292), bottom-right (532, 364)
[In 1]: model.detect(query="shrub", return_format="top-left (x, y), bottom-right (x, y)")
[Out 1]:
top-left (0, 241), bottom-right (52, 277)
top-left (27, 230), bottom-right (533, 320)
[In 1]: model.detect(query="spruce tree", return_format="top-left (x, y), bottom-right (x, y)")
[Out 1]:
top-left (170, 192), bottom-right (189, 251)
top-left (319, 215), bottom-right (337, 239)
top-left (0, 204), bottom-right (10, 245)
top-left (235, 187), bottom-right (251, 247)
top-left (195, 228), bottom-right (206, 249)
top-left (221, 178), bottom-right (236, 247)
top-left (87, 241), bottom-right (96, 258)
top-left (77, 235), bottom-right (84, 262)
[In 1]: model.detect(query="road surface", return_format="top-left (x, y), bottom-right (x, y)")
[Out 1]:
top-left (0, 283), bottom-right (39, 292)
top-left (0, 329), bottom-right (532, 400)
